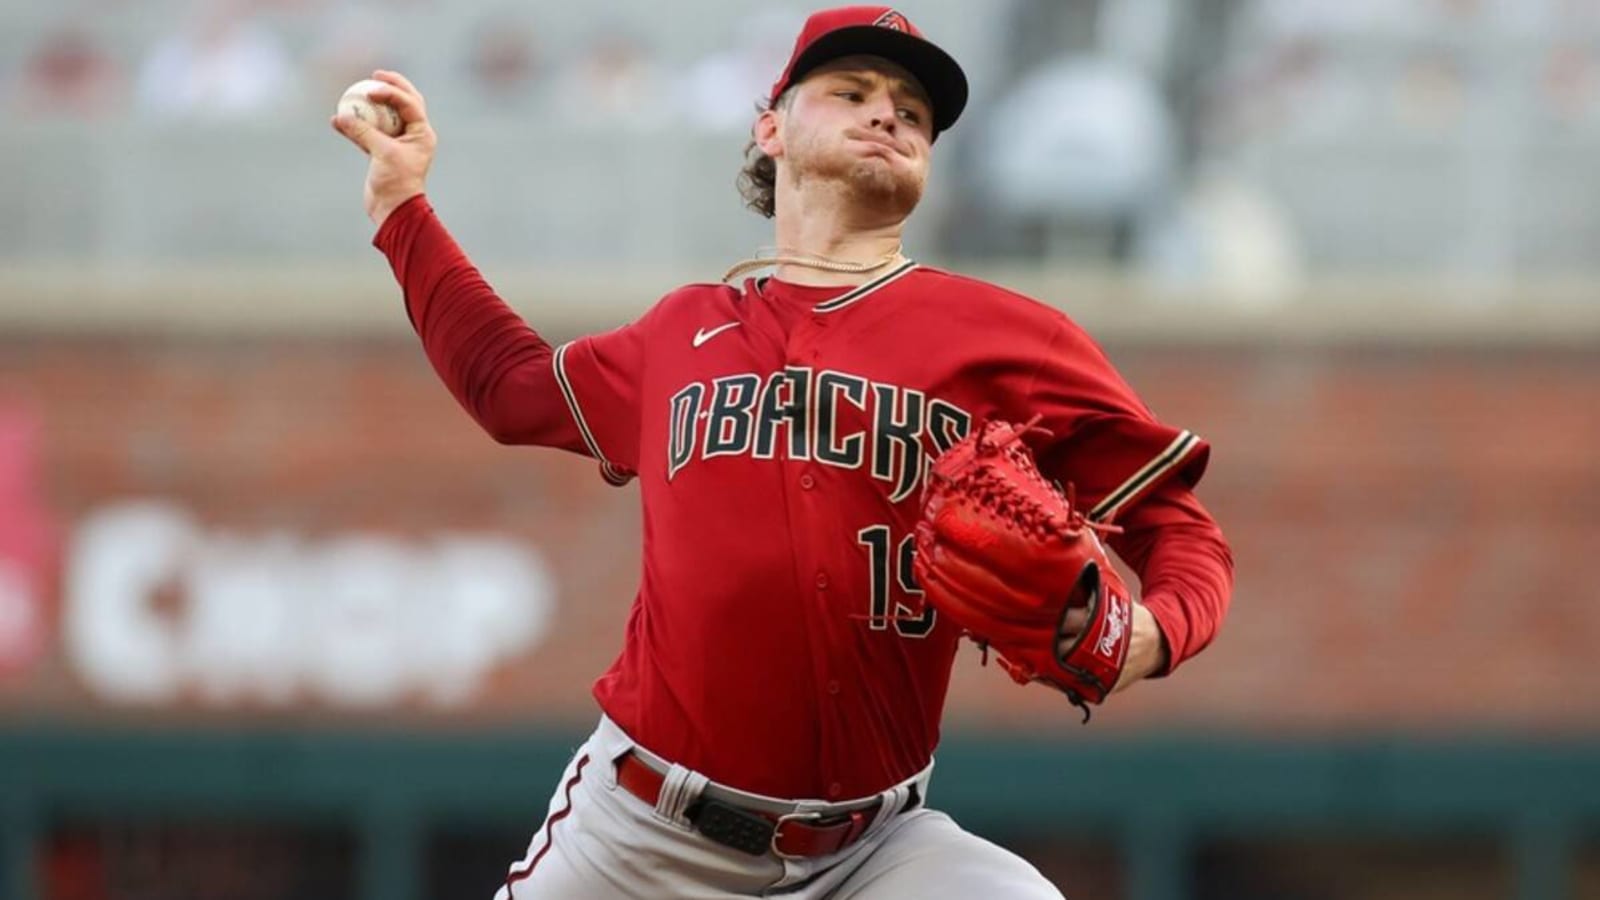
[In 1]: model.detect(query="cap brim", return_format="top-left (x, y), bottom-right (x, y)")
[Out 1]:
top-left (784, 26), bottom-right (969, 135)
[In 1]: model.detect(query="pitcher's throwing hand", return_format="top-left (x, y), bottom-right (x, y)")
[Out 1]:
top-left (331, 69), bottom-right (434, 226)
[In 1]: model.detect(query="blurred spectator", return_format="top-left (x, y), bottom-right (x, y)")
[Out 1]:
top-left (975, 56), bottom-right (1177, 227)
top-left (1199, 34), bottom-right (1327, 147)
top-left (1388, 49), bottom-right (1469, 131)
top-left (135, 0), bottom-right (300, 120)
top-left (1199, 0), bottom-right (1398, 147)
top-left (676, 9), bottom-right (805, 132)
top-left (463, 14), bottom-right (545, 109)
top-left (14, 26), bottom-right (124, 120)
top-left (1135, 169), bottom-right (1305, 307)
top-left (552, 30), bottom-right (669, 130)
top-left (1541, 44), bottom-right (1597, 124)
top-left (1433, 0), bottom-right (1483, 20)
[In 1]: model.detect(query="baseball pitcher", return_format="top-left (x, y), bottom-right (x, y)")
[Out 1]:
top-left (332, 6), bottom-right (1233, 898)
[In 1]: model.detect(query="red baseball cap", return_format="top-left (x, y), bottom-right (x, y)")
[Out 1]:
top-left (769, 6), bottom-right (969, 136)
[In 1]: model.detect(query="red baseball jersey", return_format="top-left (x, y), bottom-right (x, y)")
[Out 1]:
top-left (377, 198), bottom-right (1215, 802)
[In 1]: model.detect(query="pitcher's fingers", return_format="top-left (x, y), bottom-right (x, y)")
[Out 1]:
top-left (373, 68), bottom-right (422, 95)
top-left (363, 84), bottom-right (426, 128)
top-left (1059, 608), bottom-right (1089, 637)
top-left (371, 70), bottom-right (426, 112)
top-left (332, 113), bottom-right (387, 155)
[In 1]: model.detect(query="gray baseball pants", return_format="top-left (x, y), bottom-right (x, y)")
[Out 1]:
top-left (493, 715), bottom-right (1063, 899)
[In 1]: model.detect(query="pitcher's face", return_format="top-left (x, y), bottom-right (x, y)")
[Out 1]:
top-left (776, 55), bottom-right (934, 218)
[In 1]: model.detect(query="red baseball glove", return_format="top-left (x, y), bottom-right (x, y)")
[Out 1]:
top-left (912, 418), bottom-right (1133, 719)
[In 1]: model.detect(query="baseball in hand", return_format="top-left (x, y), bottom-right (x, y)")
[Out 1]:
top-left (336, 79), bottom-right (403, 137)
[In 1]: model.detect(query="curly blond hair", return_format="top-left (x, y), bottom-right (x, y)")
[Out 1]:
top-left (735, 89), bottom-right (794, 218)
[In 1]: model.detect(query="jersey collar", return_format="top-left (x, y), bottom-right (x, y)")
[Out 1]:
top-left (811, 260), bottom-right (919, 314)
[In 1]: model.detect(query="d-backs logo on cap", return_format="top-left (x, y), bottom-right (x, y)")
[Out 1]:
top-left (874, 9), bottom-right (911, 32)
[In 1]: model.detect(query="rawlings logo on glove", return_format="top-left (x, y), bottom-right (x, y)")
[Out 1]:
top-left (911, 417), bottom-right (1132, 720)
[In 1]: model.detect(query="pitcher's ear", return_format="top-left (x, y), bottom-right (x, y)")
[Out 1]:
top-left (754, 108), bottom-right (783, 159)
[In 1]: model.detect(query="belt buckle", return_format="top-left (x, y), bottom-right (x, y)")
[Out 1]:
top-left (770, 810), bottom-right (828, 860)
top-left (689, 798), bottom-right (777, 857)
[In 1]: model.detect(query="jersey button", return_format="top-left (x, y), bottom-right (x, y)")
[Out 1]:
top-left (815, 572), bottom-right (829, 589)
top-left (826, 679), bottom-right (840, 695)
top-left (799, 473), bottom-right (816, 490)
top-left (827, 782), bottom-right (842, 799)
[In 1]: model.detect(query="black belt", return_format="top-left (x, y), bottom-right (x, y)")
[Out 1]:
top-left (615, 751), bottom-right (920, 858)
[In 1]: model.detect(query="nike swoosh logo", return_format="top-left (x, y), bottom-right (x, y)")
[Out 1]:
top-left (692, 322), bottom-right (741, 348)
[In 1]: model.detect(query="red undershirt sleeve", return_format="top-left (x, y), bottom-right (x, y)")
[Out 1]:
top-left (1106, 479), bottom-right (1234, 675)
top-left (1017, 315), bottom-right (1230, 673)
top-left (371, 195), bottom-right (593, 457)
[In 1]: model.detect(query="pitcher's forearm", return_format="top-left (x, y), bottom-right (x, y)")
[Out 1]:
top-left (373, 196), bottom-right (572, 445)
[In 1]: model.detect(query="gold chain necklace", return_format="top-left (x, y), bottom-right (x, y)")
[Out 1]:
top-left (722, 245), bottom-right (904, 283)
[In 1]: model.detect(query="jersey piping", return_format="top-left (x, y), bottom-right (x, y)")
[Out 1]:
top-left (812, 261), bottom-right (920, 313)
top-left (1089, 430), bottom-right (1204, 522)
top-left (553, 341), bottom-right (632, 485)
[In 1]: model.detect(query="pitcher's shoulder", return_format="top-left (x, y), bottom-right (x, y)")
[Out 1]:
top-left (908, 265), bottom-right (1075, 326)
top-left (642, 280), bottom-right (745, 318)
top-left (660, 280), bottom-right (742, 304)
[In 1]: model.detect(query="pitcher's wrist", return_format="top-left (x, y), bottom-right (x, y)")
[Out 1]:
top-left (371, 186), bottom-right (426, 228)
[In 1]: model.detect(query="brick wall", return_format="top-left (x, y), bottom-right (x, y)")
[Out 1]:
top-left (1, 338), bottom-right (1594, 733)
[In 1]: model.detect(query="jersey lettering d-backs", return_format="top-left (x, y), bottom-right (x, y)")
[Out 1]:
top-left (553, 263), bottom-right (1209, 802)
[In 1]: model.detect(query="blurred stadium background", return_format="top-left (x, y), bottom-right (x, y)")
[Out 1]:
top-left (1, 0), bottom-right (1598, 897)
